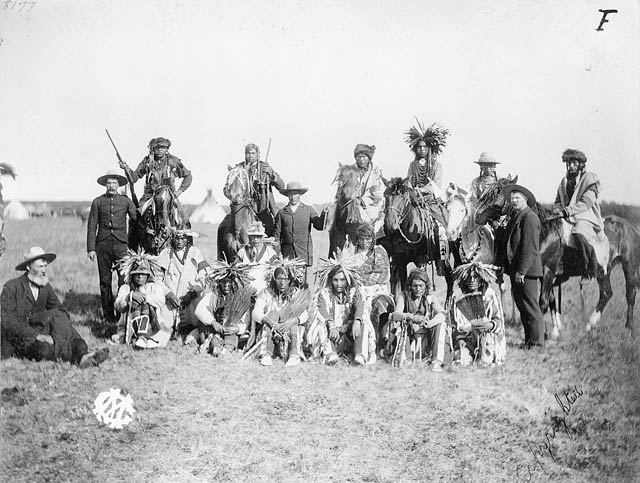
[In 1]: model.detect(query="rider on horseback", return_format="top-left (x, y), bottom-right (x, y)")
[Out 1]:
top-left (470, 152), bottom-right (500, 204)
top-left (553, 149), bottom-right (604, 282)
top-left (351, 143), bottom-right (385, 234)
top-left (119, 137), bottom-right (192, 221)
top-left (225, 143), bottom-right (285, 236)
top-left (404, 120), bottom-right (450, 264)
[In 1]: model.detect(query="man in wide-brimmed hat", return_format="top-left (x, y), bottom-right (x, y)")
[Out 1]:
top-left (87, 169), bottom-right (138, 331)
top-left (119, 137), bottom-right (192, 220)
top-left (274, 181), bottom-right (329, 285)
top-left (502, 183), bottom-right (544, 349)
top-left (470, 152), bottom-right (501, 203)
top-left (236, 222), bottom-right (278, 292)
top-left (1, 247), bottom-right (109, 367)
top-left (350, 143), bottom-right (385, 233)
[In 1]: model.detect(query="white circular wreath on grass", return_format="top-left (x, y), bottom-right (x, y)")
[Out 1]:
top-left (92, 388), bottom-right (135, 429)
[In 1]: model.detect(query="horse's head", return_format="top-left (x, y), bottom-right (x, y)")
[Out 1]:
top-left (445, 183), bottom-right (470, 240)
top-left (384, 177), bottom-right (411, 232)
top-left (475, 174), bottom-right (518, 225)
top-left (333, 163), bottom-right (361, 202)
top-left (225, 166), bottom-right (251, 204)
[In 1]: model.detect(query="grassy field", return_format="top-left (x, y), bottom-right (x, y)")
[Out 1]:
top-left (1, 218), bottom-right (639, 483)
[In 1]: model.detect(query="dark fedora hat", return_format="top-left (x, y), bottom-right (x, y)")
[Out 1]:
top-left (502, 184), bottom-right (536, 207)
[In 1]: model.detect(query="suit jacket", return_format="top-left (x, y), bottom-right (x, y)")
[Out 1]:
top-left (274, 203), bottom-right (326, 265)
top-left (1, 273), bottom-right (65, 351)
top-left (504, 207), bottom-right (543, 277)
top-left (553, 171), bottom-right (603, 230)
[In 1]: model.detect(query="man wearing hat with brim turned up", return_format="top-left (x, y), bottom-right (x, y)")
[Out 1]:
top-left (274, 181), bottom-right (330, 285)
top-left (236, 222), bottom-right (279, 292)
top-left (119, 137), bottom-right (192, 221)
top-left (1, 247), bottom-right (109, 367)
top-left (470, 152), bottom-right (501, 204)
top-left (502, 183), bottom-right (544, 349)
top-left (87, 169), bottom-right (138, 332)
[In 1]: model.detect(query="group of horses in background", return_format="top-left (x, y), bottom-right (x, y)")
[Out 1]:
top-left (220, 161), bottom-right (639, 338)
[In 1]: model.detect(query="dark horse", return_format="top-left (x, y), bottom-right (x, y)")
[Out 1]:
top-left (328, 164), bottom-right (364, 257)
top-left (380, 177), bottom-right (454, 302)
top-left (476, 183), bottom-right (638, 335)
top-left (217, 166), bottom-right (260, 261)
top-left (130, 184), bottom-right (185, 255)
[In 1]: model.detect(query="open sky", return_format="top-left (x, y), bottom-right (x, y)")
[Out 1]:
top-left (1, 0), bottom-right (638, 206)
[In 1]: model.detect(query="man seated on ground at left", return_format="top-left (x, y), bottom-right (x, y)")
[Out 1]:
top-left (1, 247), bottom-right (109, 368)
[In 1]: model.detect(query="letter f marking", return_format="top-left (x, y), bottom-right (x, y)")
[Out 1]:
top-left (596, 9), bottom-right (618, 31)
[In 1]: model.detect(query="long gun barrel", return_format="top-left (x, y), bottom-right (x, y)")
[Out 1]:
top-left (105, 129), bottom-right (139, 207)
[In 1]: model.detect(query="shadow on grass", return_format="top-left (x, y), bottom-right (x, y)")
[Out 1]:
top-left (62, 290), bottom-right (108, 338)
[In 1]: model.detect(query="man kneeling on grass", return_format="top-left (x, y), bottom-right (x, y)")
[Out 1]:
top-left (251, 257), bottom-right (309, 367)
top-left (1, 247), bottom-right (109, 368)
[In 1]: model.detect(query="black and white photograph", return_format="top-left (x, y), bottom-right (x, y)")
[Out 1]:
top-left (1, 1), bottom-right (638, 481)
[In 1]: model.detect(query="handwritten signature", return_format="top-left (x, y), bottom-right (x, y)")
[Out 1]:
top-left (516, 385), bottom-right (584, 481)
top-left (3, 1), bottom-right (36, 12)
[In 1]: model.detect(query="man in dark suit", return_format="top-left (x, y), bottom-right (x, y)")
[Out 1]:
top-left (273, 181), bottom-right (329, 285)
top-left (1, 247), bottom-right (108, 367)
top-left (503, 184), bottom-right (545, 348)
top-left (87, 169), bottom-right (138, 327)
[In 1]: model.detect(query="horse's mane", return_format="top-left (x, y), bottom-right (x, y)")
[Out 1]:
top-left (530, 203), bottom-right (562, 241)
top-left (385, 177), bottom-right (410, 196)
top-left (333, 164), bottom-right (360, 201)
top-left (476, 175), bottom-right (518, 210)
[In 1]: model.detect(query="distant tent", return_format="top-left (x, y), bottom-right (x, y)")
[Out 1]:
top-left (3, 200), bottom-right (29, 220)
top-left (190, 189), bottom-right (226, 224)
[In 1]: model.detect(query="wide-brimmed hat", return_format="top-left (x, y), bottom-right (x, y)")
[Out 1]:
top-left (97, 169), bottom-right (128, 187)
top-left (281, 181), bottom-right (308, 195)
top-left (502, 184), bottom-right (536, 207)
top-left (15, 247), bottom-right (57, 271)
top-left (474, 152), bottom-right (500, 165)
top-left (246, 222), bottom-right (266, 237)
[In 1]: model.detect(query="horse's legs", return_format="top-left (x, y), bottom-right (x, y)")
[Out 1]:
top-left (549, 287), bottom-right (560, 339)
top-left (587, 262), bottom-right (614, 331)
top-left (621, 261), bottom-right (637, 334)
top-left (442, 260), bottom-right (454, 307)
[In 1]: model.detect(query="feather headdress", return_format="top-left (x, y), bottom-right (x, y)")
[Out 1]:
top-left (266, 256), bottom-right (307, 287)
top-left (118, 248), bottom-right (161, 281)
top-left (404, 118), bottom-right (450, 155)
top-left (453, 261), bottom-right (499, 285)
top-left (205, 259), bottom-right (254, 292)
top-left (315, 248), bottom-right (362, 289)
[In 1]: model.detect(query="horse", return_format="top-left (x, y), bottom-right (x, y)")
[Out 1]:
top-left (328, 164), bottom-right (364, 257)
top-left (475, 182), bottom-right (638, 336)
top-left (130, 184), bottom-right (185, 255)
top-left (217, 166), bottom-right (260, 261)
top-left (380, 177), bottom-right (454, 302)
top-left (444, 184), bottom-right (495, 265)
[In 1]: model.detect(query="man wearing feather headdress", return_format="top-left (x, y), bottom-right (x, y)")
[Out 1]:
top-left (224, 143), bottom-right (286, 236)
top-left (194, 260), bottom-right (254, 355)
top-left (552, 149), bottom-right (604, 283)
top-left (451, 262), bottom-right (506, 367)
top-left (114, 250), bottom-right (174, 349)
top-left (307, 251), bottom-right (376, 365)
top-left (349, 143), bottom-right (386, 234)
top-left (251, 257), bottom-right (310, 367)
top-left (156, 226), bottom-right (210, 340)
top-left (404, 121), bottom-right (450, 263)
top-left (388, 269), bottom-right (447, 371)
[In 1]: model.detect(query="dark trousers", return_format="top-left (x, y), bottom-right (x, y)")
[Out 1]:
top-left (4, 309), bottom-right (89, 364)
top-left (511, 275), bottom-right (544, 346)
top-left (96, 239), bottom-right (128, 322)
